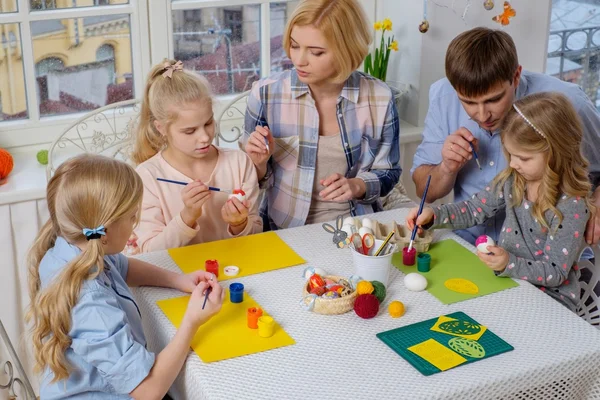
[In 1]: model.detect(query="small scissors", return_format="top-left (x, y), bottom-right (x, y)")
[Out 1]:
top-left (350, 233), bottom-right (364, 254)
top-left (361, 233), bottom-right (375, 256)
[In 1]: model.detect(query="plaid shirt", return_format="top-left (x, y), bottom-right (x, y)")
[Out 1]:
top-left (241, 69), bottom-right (401, 230)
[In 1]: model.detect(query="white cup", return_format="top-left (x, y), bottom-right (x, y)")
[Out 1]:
top-left (351, 239), bottom-right (396, 286)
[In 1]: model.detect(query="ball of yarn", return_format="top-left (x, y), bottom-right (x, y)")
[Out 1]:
top-left (388, 301), bottom-right (405, 318)
top-left (37, 150), bottom-right (48, 165)
top-left (354, 294), bottom-right (379, 319)
top-left (370, 280), bottom-right (386, 303)
top-left (0, 148), bottom-right (14, 181)
top-left (356, 280), bottom-right (374, 295)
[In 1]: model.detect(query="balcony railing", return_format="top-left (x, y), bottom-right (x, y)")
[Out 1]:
top-left (548, 26), bottom-right (600, 108)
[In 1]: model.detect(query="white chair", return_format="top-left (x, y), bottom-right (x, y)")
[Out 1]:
top-left (577, 244), bottom-right (600, 328)
top-left (0, 319), bottom-right (37, 399)
top-left (46, 99), bottom-right (142, 181)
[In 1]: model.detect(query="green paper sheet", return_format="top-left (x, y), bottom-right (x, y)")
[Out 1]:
top-left (393, 239), bottom-right (518, 304)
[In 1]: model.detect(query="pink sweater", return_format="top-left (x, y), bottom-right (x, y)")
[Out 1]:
top-left (134, 148), bottom-right (262, 252)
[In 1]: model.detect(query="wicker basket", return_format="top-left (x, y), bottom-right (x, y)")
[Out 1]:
top-left (301, 275), bottom-right (357, 315)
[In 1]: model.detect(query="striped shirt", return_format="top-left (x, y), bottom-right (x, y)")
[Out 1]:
top-left (241, 69), bottom-right (401, 230)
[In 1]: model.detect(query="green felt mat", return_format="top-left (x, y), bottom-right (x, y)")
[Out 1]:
top-left (376, 312), bottom-right (513, 376)
top-left (393, 239), bottom-right (518, 304)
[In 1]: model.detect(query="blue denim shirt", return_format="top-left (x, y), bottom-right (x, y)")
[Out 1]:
top-left (412, 70), bottom-right (600, 244)
top-left (39, 237), bottom-right (155, 399)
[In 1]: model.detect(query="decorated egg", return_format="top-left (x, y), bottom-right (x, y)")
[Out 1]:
top-left (328, 285), bottom-right (344, 294)
top-left (361, 218), bottom-right (374, 230)
top-left (310, 286), bottom-right (326, 296)
top-left (404, 273), bottom-right (428, 292)
top-left (309, 274), bottom-right (326, 290)
top-left (228, 188), bottom-right (246, 202)
top-left (358, 226), bottom-right (373, 237)
top-left (475, 235), bottom-right (495, 254)
top-left (303, 266), bottom-right (327, 280)
top-left (323, 291), bottom-right (339, 299)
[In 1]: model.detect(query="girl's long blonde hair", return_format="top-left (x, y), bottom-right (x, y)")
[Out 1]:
top-left (131, 59), bottom-right (213, 165)
top-left (494, 92), bottom-right (593, 229)
top-left (26, 154), bottom-right (143, 382)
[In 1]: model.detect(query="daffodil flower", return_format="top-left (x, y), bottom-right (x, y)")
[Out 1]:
top-left (374, 21), bottom-right (382, 31)
top-left (382, 18), bottom-right (393, 31)
top-left (389, 40), bottom-right (399, 51)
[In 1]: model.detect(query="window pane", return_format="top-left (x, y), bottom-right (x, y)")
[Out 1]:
top-left (30, 0), bottom-right (127, 11)
top-left (547, 0), bottom-right (600, 109)
top-left (173, 5), bottom-right (261, 95)
top-left (31, 14), bottom-right (134, 117)
top-left (0, 0), bottom-right (17, 13)
top-left (0, 24), bottom-right (28, 121)
top-left (270, 1), bottom-right (298, 74)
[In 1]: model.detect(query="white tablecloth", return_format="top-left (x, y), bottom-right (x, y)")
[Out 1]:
top-left (132, 208), bottom-right (600, 400)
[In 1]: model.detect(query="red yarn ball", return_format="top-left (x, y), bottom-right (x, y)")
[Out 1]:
top-left (354, 294), bottom-right (380, 319)
top-left (0, 148), bottom-right (14, 181)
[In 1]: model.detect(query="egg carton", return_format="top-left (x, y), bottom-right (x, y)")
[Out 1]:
top-left (342, 217), bottom-right (433, 253)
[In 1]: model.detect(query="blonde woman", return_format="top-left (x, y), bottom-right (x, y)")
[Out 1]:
top-left (131, 60), bottom-right (262, 253)
top-left (28, 154), bottom-right (224, 399)
top-left (407, 92), bottom-right (594, 311)
top-left (241, 0), bottom-right (401, 229)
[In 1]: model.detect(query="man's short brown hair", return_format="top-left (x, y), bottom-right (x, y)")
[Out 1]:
top-left (445, 27), bottom-right (519, 97)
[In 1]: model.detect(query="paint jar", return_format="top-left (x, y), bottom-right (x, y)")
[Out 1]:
top-left (205, 259), bottom-right (219, 278)
top-left (257, 316), bottom-right (275, 338)
top-left (417, 253), bottom-right (431, 272)
top-left (229, 283), bottom-right (244, 303)
top-left (247, 307), bottom-right (263, 329)
top-left (403, 247), bottom-right (416, 266)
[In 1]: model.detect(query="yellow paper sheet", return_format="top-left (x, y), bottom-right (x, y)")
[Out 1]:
top-left (168, 231), bottom-right (305, 279)
top-left (408, 338), bottom-right (467, 371)
top-left (430, 316), bottom-right (487, 341)
top-left (157, 293), bottom-right (295, 363)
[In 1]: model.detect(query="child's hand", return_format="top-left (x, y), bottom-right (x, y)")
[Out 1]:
top-left (180, 181), bottom-right (212, 228)
top-left (177, 270), bottom-right (215, 293)
top-left (477, 245), bottom-right (509, 272)
top-left (221, 198), bottom-right (250, 234)
top-left (406, 206), bottom-right (434, 234)
top-left (185, 278), bottom-right (224, 327)
top-left (245, 125), bottom-right (273, 167)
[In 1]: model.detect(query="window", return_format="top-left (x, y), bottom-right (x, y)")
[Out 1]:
top-left (547, 0), bottom-right (600, 109)
top-left (0, 0), bottom-right (146, 147)
top-left (161, 0), bottom-right (299, 96)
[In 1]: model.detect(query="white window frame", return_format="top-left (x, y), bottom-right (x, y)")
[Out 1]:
top-left (0, 0), bottom-right (150, 148)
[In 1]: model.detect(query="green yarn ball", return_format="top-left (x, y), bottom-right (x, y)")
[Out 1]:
top-left (36, 150), bottom-right (48, 165)
top-left (370, 280), bottom-right (386, 303)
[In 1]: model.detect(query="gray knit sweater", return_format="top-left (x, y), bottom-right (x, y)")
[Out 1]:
top-left (429, 176), bottom-right (589, 310)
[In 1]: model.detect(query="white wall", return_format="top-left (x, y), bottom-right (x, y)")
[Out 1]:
top-left (376, 0), bottom-right (552, 125)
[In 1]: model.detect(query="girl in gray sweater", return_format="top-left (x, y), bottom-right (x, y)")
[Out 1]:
top-left (408, 92), bottom-right (594, 310)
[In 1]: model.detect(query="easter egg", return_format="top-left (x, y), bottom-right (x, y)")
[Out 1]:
top-left (483, 0), bottom-right (495, 11)
top-left (328, 285), bottom-right (344, 294)
top-left (309, 274), bottom-right (326, 290)
top-left (0, 148), bottom-right (14, 183)
top-left (361, 218), bottom-right (374, 230)
top-left (404, 273), bottom-right (428, 292)
top-left (37, 149), bottom-right (49, 165)
top-left (343, 217), bottom-right (356, 227)
top-left (388, 301), bottom-right (405, 318)
top-left (303, 267), bottom-right (327, 280)
top-left (228, 188), bottom-right (246, 202)
top-left (438, 320), bottom-right (482, 336)
top-left (323, 291), bottom-right (339, 299)
top-left (419, 20), bottom-right (429, 33)
top-left (475, 235), bottom-right (495, 253)
top-left (310, 286), bottom-right (326, 296)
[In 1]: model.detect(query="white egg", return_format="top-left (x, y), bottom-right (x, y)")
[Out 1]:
top-left (341, 224), bottom-right (354, 238)
top-left (228, 193), bottom-right (246, 202)
top-left (343, 217), bottom-right (356, 227)
top-left (303, 266), bottom-right (327, 280)
top-left (404, 273), bottom-right (428, 292)
top-left (358, 226), bottom-right (374, 237)
top-left (362, 218), bottom-right (374, 230)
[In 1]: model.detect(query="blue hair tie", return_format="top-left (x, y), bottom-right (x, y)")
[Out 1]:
top-left (82, 225), bottom-right (106, 241)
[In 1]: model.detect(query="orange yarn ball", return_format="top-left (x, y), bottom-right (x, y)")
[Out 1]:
top-left (0, 148), bottom-right (14, 180)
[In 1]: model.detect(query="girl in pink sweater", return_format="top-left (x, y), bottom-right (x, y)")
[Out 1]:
top-left (130, 60), bottom-right (262, 253)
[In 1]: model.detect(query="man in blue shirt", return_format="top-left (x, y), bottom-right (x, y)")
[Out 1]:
top-left (411, 27), bottom-right (600, 245)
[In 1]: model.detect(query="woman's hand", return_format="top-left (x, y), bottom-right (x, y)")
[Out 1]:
top-left (245, 126), bottom-right (273, 168)
top-left (319, 173), bottom-right (365, 201)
